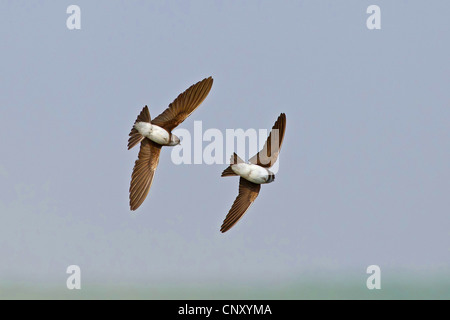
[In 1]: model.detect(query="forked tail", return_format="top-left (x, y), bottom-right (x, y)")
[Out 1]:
top-left (221, 153), bottom-right (244, 177)
top-left (128, 105), bottom-right (151, 150)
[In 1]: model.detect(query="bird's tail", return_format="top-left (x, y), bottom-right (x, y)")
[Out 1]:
top-left (128, 105), bottom-right (151, 150)
top-left (221, 153), bottom-right (244, 177)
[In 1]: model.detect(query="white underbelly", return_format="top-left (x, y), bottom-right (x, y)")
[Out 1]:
top-left (134, 122), bottom-right (170, 145)
top-left (231, 163), bottom-right (269, 184)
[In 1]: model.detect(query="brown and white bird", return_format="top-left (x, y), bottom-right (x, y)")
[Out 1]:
top-left (128, 77), bottom-right (213, 211)
top-left (220, 113), bottom-right (286, 232)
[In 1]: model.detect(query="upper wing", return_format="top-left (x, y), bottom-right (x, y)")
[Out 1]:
top-left (152, 77), bottom-right (213, 132)
top-left (129, 138), bottom-right (162, 211)
top-left (220, 178), bottom-right (261, 233)
top-left (248, 113), bottom-right (286, 168)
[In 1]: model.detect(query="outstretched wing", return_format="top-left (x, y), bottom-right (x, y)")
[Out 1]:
top-left (129, 138), bottom-right (162, 211)
top-left (220, 178), bottom-right (261, 233)
top-left (152, 77), bottom-right (213, 132)
top-left (249, 113), bottom-right (286, 168)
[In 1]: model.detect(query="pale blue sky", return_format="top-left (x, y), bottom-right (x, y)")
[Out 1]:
top-left (0, 1), bottom-right (449, 295)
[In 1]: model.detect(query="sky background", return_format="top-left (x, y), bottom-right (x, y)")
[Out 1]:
top-left (0, 1), bottom-right (449, 299)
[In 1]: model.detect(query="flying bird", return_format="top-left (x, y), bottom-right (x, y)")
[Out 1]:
top-left (128, 77), bottom-right (213, 211)
top-left (220, 113), bottom-right (286, 232)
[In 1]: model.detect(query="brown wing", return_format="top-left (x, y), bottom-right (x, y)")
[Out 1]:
top-left (151, 77), bottom-right (213, 132)
top-left (220, 178), bottom-right (261, 233)
top-left (129, 138), bottom-right (162, 211)
top-left (249, 113), bottom-right (286, 168)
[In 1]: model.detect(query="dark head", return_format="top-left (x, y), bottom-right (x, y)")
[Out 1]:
top-left (266, 171), bottom-right (275, 183)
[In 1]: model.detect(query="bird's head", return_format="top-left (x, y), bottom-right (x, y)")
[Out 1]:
top-left (168, 134), bottom-right (181, 146)
top-left (266, 171), bottom-right (275, 183)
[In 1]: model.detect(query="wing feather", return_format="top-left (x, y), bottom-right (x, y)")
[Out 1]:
top-left (151, 77), bottom-right (213, 132)
top-left (249, 113), bottom-right (286, 168)
top-left (220, 178), bottom-right (261, 233)
top-left (129, 139), bottom-right (162, 211)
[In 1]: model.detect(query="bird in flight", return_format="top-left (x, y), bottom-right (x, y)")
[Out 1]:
top-left (220, 113), bottom-right (286, 232)
top-left (127, 77), bottom-right (214, 211)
